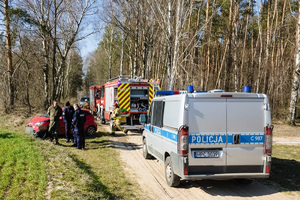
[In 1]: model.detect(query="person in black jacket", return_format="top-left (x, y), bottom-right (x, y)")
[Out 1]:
top-left (72, 104), bottom-right (86, 149)
top-left (63, 101), bottom-right (74, 143)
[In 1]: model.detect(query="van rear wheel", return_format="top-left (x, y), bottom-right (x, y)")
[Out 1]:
top-left (165, 156), bottom-right (180, 187)
top-left (143, 138), bottom-right (152, 159)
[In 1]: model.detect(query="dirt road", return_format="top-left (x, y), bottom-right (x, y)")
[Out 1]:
top-left (100, 125), bottom-right (297, 200)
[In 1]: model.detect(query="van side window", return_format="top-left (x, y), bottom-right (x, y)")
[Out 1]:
top-left (151, 101), bottom-right (164, 127)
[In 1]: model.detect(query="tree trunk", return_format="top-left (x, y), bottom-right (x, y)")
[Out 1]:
top-left (4, 0), bottom-right (14, 108)
top-left (120, 33), bottom-right (124, 75)
top-left (52, 0), bottom-right (57, 101)
top-left (109, 28), bottom-right (113, 79)
top-left (134, 19), bottom-right (139, 77)
top-left (233, 1), bottom-right (239, 92)
top-left (166, 0), bottom-right (172, 89)
top-left (168, 0), bottom-right (182, 90)
top-left (256, 0), bottom-right (263, 93)
top-left (42, 37), bottom-right (50, 108)
top-left (288, 1), bottom-right (300, 125)
top-left (225, 0), bottom-right (233, 91)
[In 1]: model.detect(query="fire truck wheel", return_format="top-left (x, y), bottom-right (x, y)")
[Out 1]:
top-left (165, 156), bottom-right (180, 187)
top-left (101, 119), bottom-right (106, 124)
top-left (86, 126), bottom-right (96, 136)
top-left (143, 138), bottom-right (152, 159)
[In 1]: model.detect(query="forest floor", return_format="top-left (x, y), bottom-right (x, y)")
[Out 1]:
top-left (1, 109), bottom-right (300, 199)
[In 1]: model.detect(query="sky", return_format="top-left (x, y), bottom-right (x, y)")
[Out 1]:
top-left (79, 33), bottom-right (100, 61)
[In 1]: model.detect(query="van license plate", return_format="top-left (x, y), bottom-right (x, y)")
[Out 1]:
top-left (194, 150), bottom-right (219, 158)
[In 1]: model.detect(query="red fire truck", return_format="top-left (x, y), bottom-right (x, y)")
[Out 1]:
top-left (92, 75), bottom-right (160, 131)
top-left (89, 85), bottom-right (102, 116)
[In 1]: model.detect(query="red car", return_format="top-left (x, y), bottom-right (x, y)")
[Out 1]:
top-left (26, 109), bottom-right (97, 137)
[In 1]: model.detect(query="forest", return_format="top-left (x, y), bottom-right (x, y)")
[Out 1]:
top-left (0, 0), bottom-right (300, 125)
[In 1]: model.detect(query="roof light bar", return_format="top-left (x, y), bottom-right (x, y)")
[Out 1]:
top-left (155, 90), bottom-right (180, 95)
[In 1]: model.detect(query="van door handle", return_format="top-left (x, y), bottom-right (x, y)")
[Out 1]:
top-left (233, 134), bottom-right (240, 144)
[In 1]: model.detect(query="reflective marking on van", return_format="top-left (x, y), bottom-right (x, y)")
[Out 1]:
top-left (227, 133), bottom-right (264, 144)
top-left (189, 134), bottom-right (226, 145)
top-left (144, 125), bottom-right (177, 142)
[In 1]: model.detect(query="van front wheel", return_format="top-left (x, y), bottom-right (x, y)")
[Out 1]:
top-left (165, 156), bottom-right (180, 187)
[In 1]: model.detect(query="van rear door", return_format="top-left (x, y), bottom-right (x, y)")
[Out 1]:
top-left (226, 98), bottom-right (265, 173)
top-left (188, 98), bottom-right (227, 174)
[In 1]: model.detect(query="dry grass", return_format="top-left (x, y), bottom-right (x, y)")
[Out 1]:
top-left (272, 120), bottom-right (300, 137)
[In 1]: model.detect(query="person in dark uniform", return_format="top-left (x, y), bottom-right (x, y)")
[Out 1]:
top-left (72, 104), bottom-right (86, 149)
top-left (63, 101), bottom-right (74, 143)
top-left (47, 100), bottom-right (62, 145)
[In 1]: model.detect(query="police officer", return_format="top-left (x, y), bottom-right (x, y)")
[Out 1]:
top-left (72, 103), bottom-right (86, 149)
top-left (63, 101), bottom-right (74, 143)
top-left (47, 100), bottom-right (62, 145)
top-left (83, 99), bottom-right (90, 109)
top-left (111, 102), bottom-right (128, 135)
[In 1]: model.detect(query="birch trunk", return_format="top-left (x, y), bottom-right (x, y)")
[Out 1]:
top-left (168, 0), bottom-right (183, 90)
top-left (288, 1), bottom-right (300, 125)
top-left (166, 0), bottom-right (172, 89)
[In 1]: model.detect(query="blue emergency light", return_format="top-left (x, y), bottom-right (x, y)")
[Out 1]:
top-left (187, 85), bottom-right (194, 93)
top-left (243, 86), bottom-right (251, 93)
top-left (155, 86), bottom-right (208, 96)
top-left (155, 90), bottom-right (180, 95)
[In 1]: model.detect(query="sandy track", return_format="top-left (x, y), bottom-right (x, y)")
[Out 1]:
top-left (100, 125), bottom-right (296, 200)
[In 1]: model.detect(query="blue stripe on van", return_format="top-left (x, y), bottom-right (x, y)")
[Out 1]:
top-left (189, 133), bottom-right (265, 145)
top-left (227, 133), bottom-right (264, 145)
top-left (145, 125), bottom-right (265, 145)
top-left (189, 134), bottom-right (227, 145)
top-left (144, 125), bottom-right (177, 142)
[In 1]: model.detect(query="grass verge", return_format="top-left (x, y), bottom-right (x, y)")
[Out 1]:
top-left (0, 113), bottom-right (141, 199)
top-left (260, 144), bottom-right (300, 197)
top-left (0, 131), bottom-right (47, 199)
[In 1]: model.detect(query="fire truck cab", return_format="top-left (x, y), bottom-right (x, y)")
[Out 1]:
top-left (98, 75), bottom-right (160, 131)
top-left (89, 85), bottom-right (101, 115)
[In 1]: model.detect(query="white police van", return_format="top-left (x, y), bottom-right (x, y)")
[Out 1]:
top-left (142, 86), bottom-right (273, 187)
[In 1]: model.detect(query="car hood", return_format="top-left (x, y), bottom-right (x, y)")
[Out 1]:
top-left (28, 116), bottom-right (50, 125)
